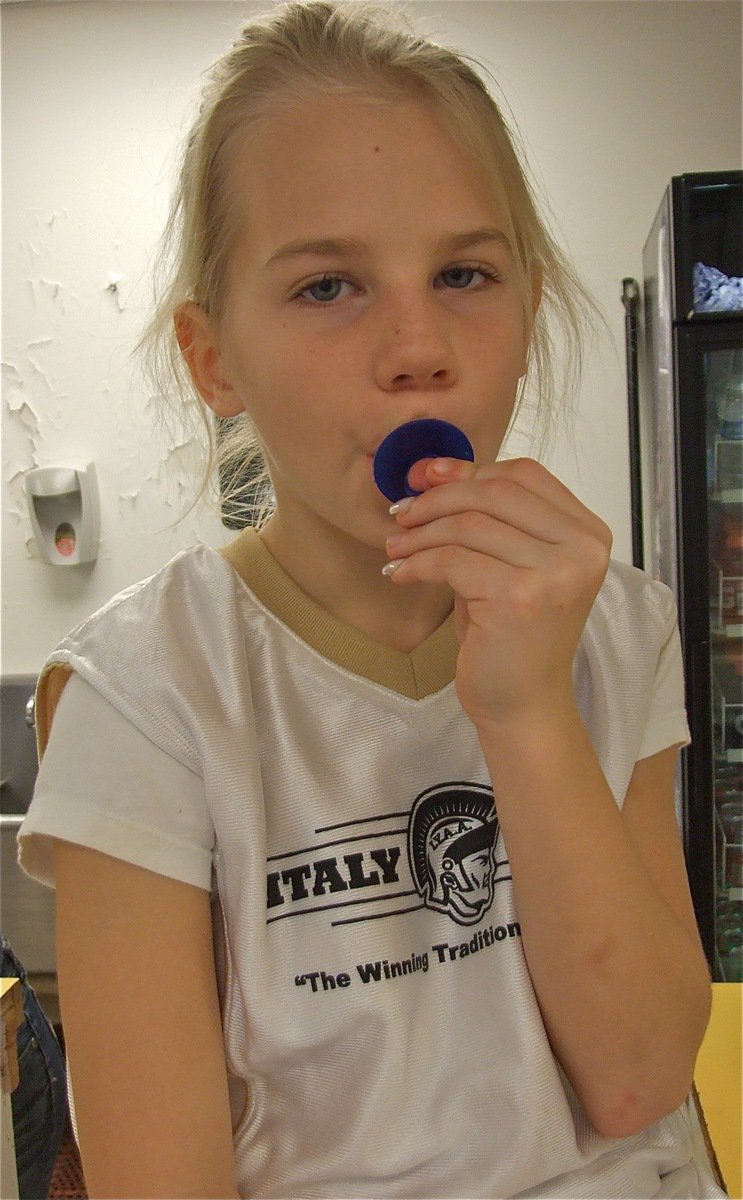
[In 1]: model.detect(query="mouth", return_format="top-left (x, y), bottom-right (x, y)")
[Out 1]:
top-left (371, 419), bottom-right (475, 503)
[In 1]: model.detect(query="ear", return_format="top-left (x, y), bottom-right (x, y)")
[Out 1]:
top-left (174, 303), bottom-right (244, 418)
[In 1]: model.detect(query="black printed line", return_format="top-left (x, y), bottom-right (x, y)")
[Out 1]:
top-left (313, 782), bottom-right (493, 837)
top-left (331, 903), bottom-right (425, 926)
top-left (266, 888), bottom-right (420, 924)
top-left (267, 828), bottom-right (407, 863)
top-left (314, 811), bottom-right (411, 834)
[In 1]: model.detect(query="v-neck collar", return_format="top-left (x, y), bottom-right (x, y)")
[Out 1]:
top-left (219, 528), bottom-right (458, 701)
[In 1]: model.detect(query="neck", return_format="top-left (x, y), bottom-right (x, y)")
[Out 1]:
top-left (258, 509), bottom-right (453, 654)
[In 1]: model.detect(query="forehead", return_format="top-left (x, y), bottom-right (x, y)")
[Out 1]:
top-left (226, 92), bottom-right (505, 260)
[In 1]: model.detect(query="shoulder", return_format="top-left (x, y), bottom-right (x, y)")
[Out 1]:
top-left (588, 558), bottom-right (678, 651)
top-left (38, 544), bottom-right (244, 771)
top-left (577, 561), bottom-right (687, 796)
top-left (75, 543), bottom-right (235, 629)
top-left (52, 543), bottom-right (236, 649)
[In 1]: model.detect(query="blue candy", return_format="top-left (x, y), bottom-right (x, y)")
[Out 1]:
top-left (373, 418), bottom-right (474, 502)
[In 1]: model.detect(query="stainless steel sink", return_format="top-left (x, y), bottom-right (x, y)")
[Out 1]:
top-left (1, 674), bottom-right (56, 975)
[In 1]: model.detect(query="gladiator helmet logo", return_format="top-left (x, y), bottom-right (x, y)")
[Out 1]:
top-left (408, 782), bottom-right (501, 926)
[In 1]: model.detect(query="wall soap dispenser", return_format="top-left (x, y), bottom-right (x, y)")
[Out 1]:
top-left (25, 463), bottom-right (100, 566)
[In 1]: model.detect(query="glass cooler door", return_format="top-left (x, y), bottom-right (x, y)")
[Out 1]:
top-left (705, 344), bottom-right (743, 980)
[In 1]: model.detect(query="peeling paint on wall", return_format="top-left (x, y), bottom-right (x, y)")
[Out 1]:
top-left (26, 355), bottom-right (55, 395)
top-left (4, 387), bottom-right (43, 556)
top-left (6, 389), bottom-right (41, 441)
top-left (106, 274), bottom-right (126, 313)
top-left (1, 361), bottom-right (23, 387)
top-left (28, 278), bottom-right (68, 311)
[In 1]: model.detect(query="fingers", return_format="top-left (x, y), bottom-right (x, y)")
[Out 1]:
top-left (386, 508), bottom-right (552, 572)
top-left (396, 457), bottom-right (611, 550)
top-left (383, 543), bottom-right (514, 604)
top-left (405, 456), bottom-right (610, 540)
top-left (384, 455), bottom-right (611, 598)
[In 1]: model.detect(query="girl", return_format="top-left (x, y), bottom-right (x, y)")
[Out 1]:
top-left (19, 3), bottom-right (722, 1197)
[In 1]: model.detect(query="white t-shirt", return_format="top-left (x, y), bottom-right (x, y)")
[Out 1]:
top-left (20, 532), bottom-right (722, 1199)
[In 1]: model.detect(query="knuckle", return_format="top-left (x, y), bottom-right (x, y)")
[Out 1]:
top-left (561, 540), bottom-right (609, 604)
top-left (502, 456), bottom-right (543, 486)
top-left (488, 475), bottom-right (515, 498)
top-left (552, 560), bottom-right (583, 605)
top-left (597, 518), bottom-right (613, 552)
top-left (585, 533), bottom-right (611, 579)
top-left (457, 509), bottom-right (487, 537)
top-left (508, 575), bottom-right (544, 619)
top-left (482, 476), bottom-right (522, 509)
top-left (441, 544), bottom-right (462, 571)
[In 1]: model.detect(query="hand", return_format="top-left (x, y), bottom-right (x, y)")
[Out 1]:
top-left (384, 456), bottom-right (612, 728)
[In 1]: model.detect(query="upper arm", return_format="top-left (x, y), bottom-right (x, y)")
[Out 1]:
top-left (54, 840), bottom-right (239, 1199)
top-left (621, 745), bottom-right (706, 953)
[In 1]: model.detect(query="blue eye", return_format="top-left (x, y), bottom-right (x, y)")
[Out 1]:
top-left (296, 263), bottom-right (499, 305)
top-left (439, 265), bottom-right (499, 290)
top-left (300, 275), bottom-right (348, 303)
top-left (441, 266), bottom-right (477, 289)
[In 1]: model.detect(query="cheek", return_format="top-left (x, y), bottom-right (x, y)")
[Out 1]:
top-left (469, 302), bottom-right (526, 361)
top-left (256, 318), bottom-right (356, 386)
top-left (240, 357), bottom-right (344, 466)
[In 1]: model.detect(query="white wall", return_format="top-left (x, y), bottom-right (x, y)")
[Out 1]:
top-left (2, 0), bottom-right (741, 674)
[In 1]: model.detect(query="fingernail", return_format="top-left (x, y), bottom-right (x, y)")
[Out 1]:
top-left (382, 559), bottom-right (404, 577)
top-left (389, 497), bottom-right (415, 515)
top-left (431, 458), bottom-right (454, 476)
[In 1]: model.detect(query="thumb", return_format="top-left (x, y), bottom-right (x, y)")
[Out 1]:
top-left (405, 456), bottom-right (477, 494)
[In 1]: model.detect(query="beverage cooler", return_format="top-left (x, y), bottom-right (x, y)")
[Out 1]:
top-left (624, 171), bottom-right (742, 982)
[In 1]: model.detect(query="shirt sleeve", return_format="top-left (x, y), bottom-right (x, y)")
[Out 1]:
top-left (18, 671), bottom-right (214, 891)
top-left (637, 583), bottom-right (691, 762)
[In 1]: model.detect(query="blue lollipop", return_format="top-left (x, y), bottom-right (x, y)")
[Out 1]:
top-left (373, 418), bottom-right (474, 502)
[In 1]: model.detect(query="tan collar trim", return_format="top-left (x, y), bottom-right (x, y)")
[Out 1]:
top-left (219, 529), bottom-right (457, 701)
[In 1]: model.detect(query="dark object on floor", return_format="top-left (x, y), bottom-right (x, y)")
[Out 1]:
top-left (47, 1025), bottom-right (87, 1199)
top-left (47, 1109), bottom-right (87, 1200)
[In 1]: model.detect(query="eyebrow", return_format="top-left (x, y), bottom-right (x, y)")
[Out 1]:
top-left (263, 227), bottom-right (512, 269)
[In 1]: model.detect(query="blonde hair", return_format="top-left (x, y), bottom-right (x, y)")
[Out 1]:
top-left (140, 0), bottom-right (599, 526)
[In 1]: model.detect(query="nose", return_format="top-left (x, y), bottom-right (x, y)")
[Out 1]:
top-left (373, 297), bottom-right (458, 394)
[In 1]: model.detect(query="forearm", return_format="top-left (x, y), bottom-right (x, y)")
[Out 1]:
top-left (475, 694), bottom-right (710, 1138)
top-left (54, 841), bottom-right (241, 1200)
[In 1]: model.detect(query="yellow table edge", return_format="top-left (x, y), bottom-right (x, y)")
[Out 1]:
top-left (694, 983), bottom-right (742, 1200)
top-left (1, 977), bottom-right (23, 1096)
